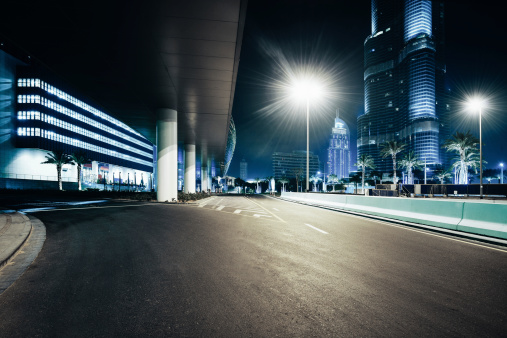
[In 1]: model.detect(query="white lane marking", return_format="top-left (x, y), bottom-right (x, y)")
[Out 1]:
top-left (234, 210), bottom-right (242, 214)
top-left (217, 206), bottom-right (225, 211)
top-left (246, 197), bottom-right (286, 223)
top-left (305, 223), bottom-right (328, 234)
top-left (198, 204), bottom-right (206, 208)
top-left (253, 214), bottom-right (272, 218)
top-left (273, 208), bottom-right (279, 211)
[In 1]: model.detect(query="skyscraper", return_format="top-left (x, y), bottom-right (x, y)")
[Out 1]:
top-left (357, 0), bottom-right (449, 174)
top-left (239, 158), bottom-right (248, 180)
top-left (328, 112), bottom-right (351, 179)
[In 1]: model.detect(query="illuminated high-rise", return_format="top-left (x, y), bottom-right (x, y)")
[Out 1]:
top-left (357, 0), bottom-right (450, 173)
top-left (327, 113), bottom-right (351, 179)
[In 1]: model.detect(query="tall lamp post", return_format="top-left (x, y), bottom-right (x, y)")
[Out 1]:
top-left (501, 163), bottom-right (504, 184)
top-left (290, 78), bottom-right (323, 192)
top-left (468, 98), bottom-right (486, 199)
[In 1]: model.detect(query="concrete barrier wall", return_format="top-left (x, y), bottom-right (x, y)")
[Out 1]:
top-left (281, 192), bottom-right (507, 240)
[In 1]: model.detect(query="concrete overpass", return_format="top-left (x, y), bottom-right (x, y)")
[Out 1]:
top-left (0, 0), bottom-right (247, 200)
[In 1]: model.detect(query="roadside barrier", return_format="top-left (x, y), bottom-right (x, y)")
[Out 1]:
top-left (281, 192), bottom-right (507, 239)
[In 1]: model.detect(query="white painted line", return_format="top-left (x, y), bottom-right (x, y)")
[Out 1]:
top-left (305, 223), bottom-right (328, 234)
top-left (234, 210), bottom-right (242, 214)
top-left (253, 214), bottom-right (271, 218)
top-left (198, 204), bottom-right (206, 208)
top-left (217, 206), bottom-right (225, 211)
top-left (273, 208), bottom-right (279, 211)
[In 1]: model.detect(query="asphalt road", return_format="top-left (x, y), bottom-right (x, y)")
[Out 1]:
top-left (0, 195), bottom-right (506, 336)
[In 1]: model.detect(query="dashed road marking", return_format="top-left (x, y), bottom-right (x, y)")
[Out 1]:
top-left (217, 206), bottom-right (224, 211)
top-left (305, 223), bottom-right (328, 234)
top-left (273, 208), bottom-right (279, 211)
top-left (234, 210), bottom-right (242, 214)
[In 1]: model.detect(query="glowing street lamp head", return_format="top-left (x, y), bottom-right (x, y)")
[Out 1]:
top-left (466, 97), bottom-right (487, 112)
top-left (289, 77), bottom-right (323, 102)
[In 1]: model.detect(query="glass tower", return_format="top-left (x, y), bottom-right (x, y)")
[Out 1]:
top-left (327, 115), bottom-right (351, 179)
top-left (358, 0), bottom-right (449, 173)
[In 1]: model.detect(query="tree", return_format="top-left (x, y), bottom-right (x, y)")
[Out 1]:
top-left (398, 151), bottom-right (422, 184)
top-left (328, 174), bottom-right (338, 192)
top-left (253, 177), bottom-right (263, 193)
top-left (443, 131), bottom-right (479, 184)
top-left (433, 166), bottom-right (452, 184)
top-left (41, 149), bottom-right (74, 191)
top-left (483, 169), bottom-right (499, 184)
top-left (380, 141), bottom-right (406, 184)
top-left (70, 151), bottom-right (91, 191)
top-left (309, 175), bottom-right (322, 192)
top-left (291, 168), bottom-right (304, 192)
top-left (349, 173), bottom-right (362, 193)
top-left (449, 149), bottom-right (482, 184)
top-left (355, 154), bottom-right (375, 192)
top-left (278, 177), bottom-right (289, 192)
top-left (265, 176), bottom-right (274, 192)
top-left (369, 170), bottom-right (382, 186)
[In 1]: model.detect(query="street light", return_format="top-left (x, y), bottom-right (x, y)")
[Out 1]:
top-left (290, 77), bottom-right (324, 192)
top-left (467, 98), bottom-right (487, 199)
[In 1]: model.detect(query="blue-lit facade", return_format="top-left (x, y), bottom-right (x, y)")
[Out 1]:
top-left (327, 116), bottom-right (351, 179)
top-left (1, 48), bottom-right (154, 190)
top-left (358, 0), bottom-right (449, 173)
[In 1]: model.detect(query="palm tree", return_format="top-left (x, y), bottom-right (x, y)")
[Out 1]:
top-left (450, 150), bottom-right (482, 184)
top-left (380, 141), bottom-right (406, 184)
top-left (398, 151), bottom-right (422, 184)
top-left (41, 149), bottom-right (74, 191)
top-left (309, 175), bottom-right (322, 192)
top-left (443, 131), bottom-right (479, 184)
top-left (291, 168), bottom-right (304, 192)
top-left (254, 177), bottom-right (263, 193)
top-left (278, 177), bottom-right (289, 192)
top-left (327, 174), bottom-right (338, 192)
top-left (433, 166), bottom-right (452, 184)
top-left (355, 154), bottom-right (375, 192)
top-left (349, 173), bottom-right (362, 193)
top-left (70, 151), bottom-right (91, 191)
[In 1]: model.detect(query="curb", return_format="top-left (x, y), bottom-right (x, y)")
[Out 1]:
top-left (0, 212), bottom-right (33, 270)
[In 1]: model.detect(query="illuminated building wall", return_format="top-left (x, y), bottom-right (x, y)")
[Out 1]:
top-left (0, 48), bottom-right (154, 189)
top-left (358, 0), bottom-right (448, 173)
top-left (272, 151), bottom-right (320, 180)
top-left (327, 116), bottom-right (351, 179)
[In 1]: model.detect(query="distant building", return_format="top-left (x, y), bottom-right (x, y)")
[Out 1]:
top-left (272, 151), bottom-right (320, 180)
top-left (327, 112), bottom-right (351, 179)
top-left (239, 158), bottom-right (248, 180)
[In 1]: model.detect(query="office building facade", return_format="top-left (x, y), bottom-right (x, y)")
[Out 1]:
top-left (1, 48), bottom-right (154, 190)
top-left (328, 115), bottom-right (351, 179)
top-left (357, 0), bottom-right (449, 173)
top-left (272, 151), bottom-right (320, 180)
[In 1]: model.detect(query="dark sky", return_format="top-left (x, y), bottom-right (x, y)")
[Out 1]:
top-left (228, 0), bottom-right (507, 179)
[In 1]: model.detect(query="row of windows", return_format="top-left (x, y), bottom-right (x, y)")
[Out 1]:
top-left (17, 111), bottom-right (152, 159)
top-left (17, 78), bottom-right (143, 139)
top-left (17, 95), bottom-right (152, 151)
top-left (17, 128), bottom-right (152, 167)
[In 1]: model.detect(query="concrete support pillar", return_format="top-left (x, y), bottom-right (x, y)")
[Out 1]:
top-left (156, 109), bottom-right (178, 202)
top-left (184, 144), bottom-right (196, 193)
top-left (202, 166), bottom-right (208, 192)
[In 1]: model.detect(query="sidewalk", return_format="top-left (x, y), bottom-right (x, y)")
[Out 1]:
top-left (0, 210), bottom-right (32, 269)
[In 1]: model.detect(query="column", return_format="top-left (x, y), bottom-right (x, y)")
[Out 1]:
top-left (184, 144), bottom-right (196, 193)
top-left (201, 166), bottom-right (208, 193)
top-left (156, 109), bottom-right (178, 202)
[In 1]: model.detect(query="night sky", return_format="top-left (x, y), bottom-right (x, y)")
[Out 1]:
top-left (228, 0), bottom-right (507, 179)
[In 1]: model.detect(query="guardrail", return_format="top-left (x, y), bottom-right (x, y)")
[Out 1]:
top-left (281, 192), bottom-right (507, 240)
